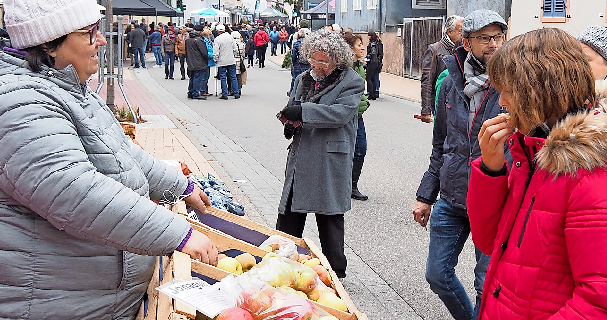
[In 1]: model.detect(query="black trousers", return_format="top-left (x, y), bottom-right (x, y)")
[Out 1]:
top-left (178, 53), bottom-right (187, 79)
top-left (276, 189), bottom-right (347, 277)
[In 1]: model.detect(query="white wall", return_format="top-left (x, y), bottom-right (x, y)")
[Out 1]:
top-left (510, 0), bottom-right (607, 37)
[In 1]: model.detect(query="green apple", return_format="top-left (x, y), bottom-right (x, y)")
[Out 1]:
top-left (216, 257), bottom-right (243, 275)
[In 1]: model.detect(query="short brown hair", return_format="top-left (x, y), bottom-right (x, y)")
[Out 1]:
top-left (487, 28), bottom-right (595, 131)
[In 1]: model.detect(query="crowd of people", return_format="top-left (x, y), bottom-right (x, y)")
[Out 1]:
top-left (2, 0), bottom-right (607, 318)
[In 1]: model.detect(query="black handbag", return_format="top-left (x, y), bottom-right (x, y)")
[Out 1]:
top-left (238, 43), bottom-right (247, 72)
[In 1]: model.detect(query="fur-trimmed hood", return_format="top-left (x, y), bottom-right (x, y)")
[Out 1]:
top-left (537, 112), bottom-right (607, 175)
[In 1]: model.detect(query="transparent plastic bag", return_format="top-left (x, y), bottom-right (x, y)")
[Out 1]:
top-left (237, 286), bottom-right (332, 320)
top-left (259, 235), bottom-right (299, 261)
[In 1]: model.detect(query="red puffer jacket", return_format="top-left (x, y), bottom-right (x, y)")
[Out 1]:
top-left (467, 113), bottom-right (607, 319)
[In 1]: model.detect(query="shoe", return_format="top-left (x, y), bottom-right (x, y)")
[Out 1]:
top-left (181, 77), bottom-right (186, 80)
top-left (351, 158), bottom-right (368, 201)
top-left (187, 95), bottom-right (194, 99)
top-left (228, 92), bottom-right (234, 96)
top-left (234, 95), bottom-right (240, 99)
top-left (193, 95), bottom-right (207, 100)
top-left (169, 77), bottom-right (174, 80)
top-left (219, 96), bottom-right (228, 100)
top-left (202, 93), bottom-right (213, 97)
top-left (165, 75), bottom-right (168, 79)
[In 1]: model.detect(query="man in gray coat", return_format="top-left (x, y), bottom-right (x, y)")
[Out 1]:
top-left (276, 29), bottom-right (364, 278)
top-left (128, 23), bottom-right (147, 68)
top-left (213, 24), bottom-right (240, 99)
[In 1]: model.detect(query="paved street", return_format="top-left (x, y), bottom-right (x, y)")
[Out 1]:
top-left (121, 55), bottom-right (480, 319)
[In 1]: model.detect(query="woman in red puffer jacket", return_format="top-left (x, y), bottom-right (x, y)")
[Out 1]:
top-left (468, 28), bottom-right (607, 319)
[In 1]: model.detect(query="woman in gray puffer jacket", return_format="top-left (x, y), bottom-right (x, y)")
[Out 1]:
top-left (0, 0), bottom-right (218, 319)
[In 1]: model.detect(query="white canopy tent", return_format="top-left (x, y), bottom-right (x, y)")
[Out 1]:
top-left (190, 7), bottom-right (231, 24)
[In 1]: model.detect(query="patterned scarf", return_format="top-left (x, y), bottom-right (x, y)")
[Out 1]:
top-left (463, 52), bottom-right (491, 131)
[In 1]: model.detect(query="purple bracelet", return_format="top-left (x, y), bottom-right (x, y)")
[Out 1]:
top-left (182, 179), bottom-right (195, 198)
top-left (176, 226), bottom-right (193, 251)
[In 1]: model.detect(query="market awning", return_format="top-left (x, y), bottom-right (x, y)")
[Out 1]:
top-left (259, 7), bottom-right (287, 18)
top-left (102, 0), bottom-right (156, 16)
top-left (191, 7), bottom-right (230, 18)
top-left (140, 0), bottom-right (184, 17)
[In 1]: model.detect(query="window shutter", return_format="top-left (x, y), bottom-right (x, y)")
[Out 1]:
top-left (543, 0), bottom-right (567, 18)
top-left (341, 0), bottom-right (348, 12)
top-left (353, 0), bottom-right (361, 10)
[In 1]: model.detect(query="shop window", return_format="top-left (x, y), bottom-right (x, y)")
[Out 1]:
top-left (353, 0), bottom-right (362, 10)
top-left (541, 0), bottom-right (568, 22)
top-left (412, 0), bottom-right (446, 10)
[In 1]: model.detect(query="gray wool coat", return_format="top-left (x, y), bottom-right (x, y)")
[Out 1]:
top-left (0, 51), bottom-right (191, 319)
top-left (278, 67), bottom-right (364, 215)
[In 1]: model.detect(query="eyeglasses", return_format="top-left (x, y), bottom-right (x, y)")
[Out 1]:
top-left (468, 34), bottom-right (504, 45)
top-left (308, 58), bottom-right (331, 67)
top-left (72, 19), bottom-right (101, 45)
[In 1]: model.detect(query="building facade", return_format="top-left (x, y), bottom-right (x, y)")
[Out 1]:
top-left (510, 0), bottom-right (606, 37)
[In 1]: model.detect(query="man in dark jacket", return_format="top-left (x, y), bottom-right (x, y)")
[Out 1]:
top-left (128, 24), bottom-right (146, 68)
top-left (185, 25), bottom-right (209, 100)
top-left (418, 15), bottom-right (463, 123)
top-left (412, 9), bottom-right (509, 320)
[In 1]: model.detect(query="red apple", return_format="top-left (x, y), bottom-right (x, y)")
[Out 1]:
top-left (311, 265), bottom-right (332, 287)
top-left (215, 307), bottom-right (253, 320)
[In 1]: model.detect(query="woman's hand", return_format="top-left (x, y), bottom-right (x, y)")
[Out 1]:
top-left (478, 114), bottom-right (513, 171)
top-left (183, 184), bottom-right (211, 214)
top-left (181, 230), bottom-right (218, 266)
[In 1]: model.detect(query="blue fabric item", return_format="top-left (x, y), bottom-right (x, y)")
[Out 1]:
top-left (200, 67), bottom-right (210, 94)
top-left (269, 30), bottom-right (279, 43)
top-left (149, 30), bottom-right (162, 45)
top-left (187, 70), bottom-right (204, 98)
top-left (133, 46), bottom-right (146, 68)
top-left (164, 51), bottom-right (175, 77)
top-left (152, 46), bottom-right (163, 66)
top-left (218, 64), bottom-right (239, 97)
top-left (425, 198), bottom-right (489, 320)
top-left (204, 38), bottom-right (215, 67)
top-left (354, 116), bottom-right (367, 160)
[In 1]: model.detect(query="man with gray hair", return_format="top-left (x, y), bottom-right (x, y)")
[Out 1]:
top-left (276, 29), bottom-right (364, 278)
top-left (412, 9), bottom-right (509, 320)
top-left (418, 15), bottom-right (463, 123)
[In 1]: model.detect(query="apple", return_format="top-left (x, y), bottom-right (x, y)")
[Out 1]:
top-left (262, 252), bottom-right (280, 262)
top-left (294, 268), bottom-right (318, 293)
top-left (218, 253), bottom-right (228, 261)
top-left (259, 245), bottom-right (274, 252)
top-left (240, 289), bottom-right (274, 316)
top-left (235, 252), bottom-right (257, 271)
top-left (216, 257), bottom-right (243, 275)
top-left (306, 285), bottom-right (321, 301)
top-left (303, 258), bottom-right (321, 267)
top-left (215, 307), bottom-right (253, 320)
top-left (317, 292), bottom-right (348, 312)
top-left (311, 265), bottom-right (332, 287)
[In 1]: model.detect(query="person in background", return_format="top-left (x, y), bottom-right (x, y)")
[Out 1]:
top-left (418, 15), bottom-right (464, 123)
top-left (213, 24), bottom-right (240, 100)
top-left (125, 23), bottom-right (134, 67)
top-left (254, 25), bottom-right (269, 68)
top-left (469, 27), bottom-right (607, 319)
top-left (201, 27), bottom-right (215, 97)
top-left (149, 26), bottom-right (163, 68)
top-left (185, 18), bottom-right (195, 28)
top-left (185, 25), bottom-right (209, 100)
top-left (245, 35), bottom-right (256, 67)
top-left (276, 29), bottom-right (364, 279)
top-left (229, 31), bottom-right (246, 96)
top-left (343, 32), bottom-right (370, 201)
top-left (287, 28), bottom-right (310, 97)
top-left (412, 10), bottom-right (508, 320)
top-left (162, 26), bottom-right (177, 79)
top-left (279, 26), bottom-right (289, 55)
top-left (128, 23), bottom-right (146, 68)
top-left (140, 18), bottom-right (149, 52)
top-left (269, 26), bottom-right (279, 56)
top-left (577, 26), bottom-right (607, 112)
top-left (175, 26), bottom-right (189, 80)
top-left (365, 31), bottom-right (383, 100)
top-left (0, 0), bottom-right (218, 318)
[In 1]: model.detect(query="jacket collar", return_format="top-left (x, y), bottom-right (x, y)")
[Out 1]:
top-left (536, 112), bottom-right (607, 176)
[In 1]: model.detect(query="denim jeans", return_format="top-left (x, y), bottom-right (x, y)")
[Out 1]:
top-left (280, 41), bottom-right (287, 54)
top-left (354, 116), bottom-right (367, 160)
top-left (218, 64), bottom-right (239, 97)
top-left (187, 70), bottom-right (204, 98)
top-left (271, 41), bottom-right (278, 55)
top-left (134, 46), bottom-right (146, 68)
top-left (200, 67), bottom-right (210, 94)
top-left (425, 198), bottom-right (489, 320)
top-left (164, 51), bottom-right (175, 78)
top-left (152, 45), bottom-right (163, 66)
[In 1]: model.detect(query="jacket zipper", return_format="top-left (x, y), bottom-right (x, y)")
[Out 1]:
top-left (517, 196), bottom-right (535, 247)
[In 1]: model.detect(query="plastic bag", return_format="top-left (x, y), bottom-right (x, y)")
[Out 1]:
top-left (237, 286), bottom-right (332, 320)
top-left (260, 235), bottom-right (299, 261)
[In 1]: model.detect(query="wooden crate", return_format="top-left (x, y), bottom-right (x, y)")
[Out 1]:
top-left (141, 203), bottom-right (368, 320)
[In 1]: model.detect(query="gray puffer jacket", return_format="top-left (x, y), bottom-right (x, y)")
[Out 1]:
top-left (0, 51), bottom-right (191, 319)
